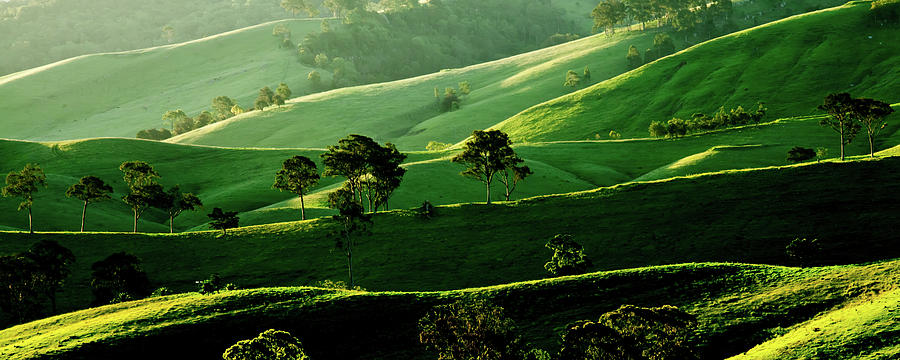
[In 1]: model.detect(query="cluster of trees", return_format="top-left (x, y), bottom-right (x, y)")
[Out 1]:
top-left (138, 84), bottom-right (292, 140)
top-left (418, 299), bottom-right (698, 360)
top-left (434, 81), bottom-right (471, 112)
top-left (817, 93), bottom-right (894, 160)
top-left (0, 0), bottom-right (290, 76)
top-left (452, 130), bottom-right (533, 204)
top-left (297, 0), bottom-right (581, 86)
top-left (627, 33), bottom-right (676, 70)
top-left (592, 0), bottom-right (734, 40)
top-left (648, 102), bottom-right (767, 138)
top-left (564, 66), bottom-right (592, 88)
top-left (0, 240), bottom-right (74, 325)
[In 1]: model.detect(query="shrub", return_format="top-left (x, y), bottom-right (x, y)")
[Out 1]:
top-left (136, 128), bottom-right (173, 140)
top-left (223, 329), bottom-right (309, 360)
top-left (418, 299), bottom-right (526, 360)
top-left (425, 141), bottom-right (451, 151)
top-left (544, 234), bottom-right (592, 276)
top-left (786, 147), bottom-right (816, 163)
top-left (150, 287), bottom-right (172, 297)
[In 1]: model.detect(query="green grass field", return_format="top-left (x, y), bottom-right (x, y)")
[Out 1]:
top-left (2, 259), bottom-right (898, 359)
top-left (495, 2), bottom-right (900, 143)
top-left (0, 18), bottom-right (336, 141)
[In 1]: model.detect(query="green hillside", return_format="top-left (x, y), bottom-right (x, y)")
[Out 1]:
top-left (495, 1), bottom-right (900, 143)
top-left (169, 28), bottom-right (654, 150)
top-left (2, 259), bottom-right (898, 359)
top-left (2, 155), bottom-right (899, 319)
top-left (0, 18), bottom-right (334, 141)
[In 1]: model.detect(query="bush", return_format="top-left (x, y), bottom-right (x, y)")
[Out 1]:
top-left (223, 329), bottom-right (310, 360)
top-left (786, 146), bottom-right (816, 163)
top-left (311, 279), bottom-right (365, 291)
top-left (786, 238), bottom-right (821, 267)
top-left (418, 299), bottom-right (526, 360)
top-left (544, 234), bottom-right (592, 276)
top-left (150, 287), bottom-right (172, 297)
top-left (425, 141), bottom-right (451, 151)
top-left (136, 128), bottom-right (173, 140)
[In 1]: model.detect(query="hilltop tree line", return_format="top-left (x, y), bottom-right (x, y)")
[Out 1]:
top-left (297, 0), bottom-right (582, 86)
top-left (0, 0), bottom-right (290, 76)
top-left (592, 0), bottom-right (734, 39)
top-left (137, 83), bottom-right (293, 140)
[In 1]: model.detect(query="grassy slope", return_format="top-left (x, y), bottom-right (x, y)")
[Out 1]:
top-left (3, 108), bottom-right (898, 232)
top-left (1, 156), bottom-right (899, 316)
top-left (0, 18), bottom-right (334, 141)
top-left (1, 260), bottom-right (898, 359)
top-left (169, 28), bottom-right (653, 150)
top-left (495, 2), bottom-right (900, 143)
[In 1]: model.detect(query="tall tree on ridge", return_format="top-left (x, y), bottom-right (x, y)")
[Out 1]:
top-left (65, 176), bottom-right (113, 232)
top-left (452, 130), bottom-right (519, 205)
top-left (852, 98), bottom-right (894, 157)
top-left (2, 163), bottom-right (47, 234)
top-left (818, 93), bottom-right (860, 160)
top-left (274, 155), bottom-right (320, 220)
top-left (160, 185), bottom-right (203, 233)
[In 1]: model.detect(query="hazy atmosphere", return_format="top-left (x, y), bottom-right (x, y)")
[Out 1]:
top-left (1, 0), bottom-right (899, 359)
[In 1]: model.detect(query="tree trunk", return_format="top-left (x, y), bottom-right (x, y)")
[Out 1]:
top-left (169, 216), bottom-right (174, 233)
top-left (485, 179), bottom-right (492, 205)
top-left (133, 210), bottom-right (138, 233)
top-left (839, 122), bottom-right (845, 161)
top-left (299, 194), bottom-right (306, 220)
top-left (81, 201), bottom-right (87, 232)
top-left (346, 235), bottom-right (354, 289)
top-left (869, 134), bottom-right (875, 158)
top-left (28, 207), bottom-right (33, 234)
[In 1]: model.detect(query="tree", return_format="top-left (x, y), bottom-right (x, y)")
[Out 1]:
top-left (560, 305), bottom-right (698, 360)
top-left (592, 0), bottom-right (627, 35)
top-left (786, 238), bottom-right (821, 267)
top-left (255, 86), bottom-right (276, 110)
top-left (90, 252), bottom-right (151, 305)
top-left (281, 0), bottom-right (317, 17)
top-left (308, 70), bottom-right (323, 90)
top-left (329, 187), bottom-right (371, 289)
top-left (458, 81), bottom-right (471, 95)
top-left (852, 98), bottom-right (894, 157)
top-left (440, 87), bottom-right (460, 112)
top-left (161, 185), bottom-right (203, 233)
top-left (583, 66), bottom-right (592, 82)
top-left (120, 161), bottom-right (163, 233)
top-left (652, 33), bottom-right (675, 59)
top-left (626, 45), bottom-right (643, 69)
top-left (818, 93), bottom-right (860, 160)
top-left (564, 70), bottom-right (581, 88)
top-left (274, 155), bottom-right (320, 220)
top-left (609, 130), bottom-right (622, 139)
top-left (786, 147), bottom-right (816, 163)
top-left (648, 121), bottom-right (668, 138)
top-left (65, 176), bottom-right (113, 232)
top-left (367, 143), bottom-right (407, 211)
top-left (498, 154), bottom-right (532, 201)
top-left (212, 96), bottom-right (237, 121)
top-left (25, 240), bottom-right (75, 314)
top-left (452, 130), bottom-right (518, 204)
top-left (0, 254), bottom-right (43, 324)
top-left (666, 118), bottom-right (688, 138)
top-left (231, 104), bottom-right (245, 116)
top-left (321, 134), bottom-right (378, 211)
top-left (208, 208), bottom-right (240, 236)
top-left (162, 25), bottom-right (175, 43)
top-left (172, 114), bottom-right (197, 135)
top-left (223, 329), bottom-right (310, 360)
top-left (544, 234), bottom-right (592, 276)
top-left (418, 299), bottom-right (526, 360)
top-left (162, 109), bottom-right (190, 133)
top-left (136, 128), bottom-right (173, 140)
top-left (3, 164), bottom-right (47, 234)
top-left (194, 110), bottom-right (215, 128)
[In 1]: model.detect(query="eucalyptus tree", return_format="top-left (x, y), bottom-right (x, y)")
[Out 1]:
top-left (274, 155), bottom-right (320, 220)
top-left (65, 175), bottom-right (113, 232)
top-left (2, 164), bottom-right (47, 233)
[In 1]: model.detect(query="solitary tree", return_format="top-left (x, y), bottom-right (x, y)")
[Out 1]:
top-left (786, 147), bottom-right (816, 163)
top-left (544, 234), bottom-right (592, 276)
top-left (208, 208), bottom-right (239, 236)
top-left (25, 240), bottom-right (75, 314)
top-left (90, 252), bottom-right (151, 305)
top-left (419, 299), bottom-right (527, 360)
top-left (626, 45), bottom-right (642, 69)
top-left (329, 187), bottom-right (371, 289)
top-left (161, 185), bottom-right (203, 233)
top-left (818, 93), bottom-right (860, 160)
top-left (120, 161), bottom-right (163, 233)
top-left (274, 156), bottom-right (320, 220)
top-left (65, 176), bottom-right (113, 232)
top-left (452, 130), bottom-right (518, 204)
top-left (564, 70), bottom-right (581, 88)
top-left (224, 329), bottom-right (310, 360)
top-left (3, 164), bottom-right (47, 233)
top-left (498, 154), bottom-right (532, 201)
top-left (852, 98), bottom-right (894, 157)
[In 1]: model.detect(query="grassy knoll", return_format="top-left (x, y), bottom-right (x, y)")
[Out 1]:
top-left (1, 155), bottom-right (899, 318)
top-left (495, 1), bottom-right (900, 143)
top-left (1, 259), bottom-right (898, 359)
top-left (0, 18), bottom-right (335, 141)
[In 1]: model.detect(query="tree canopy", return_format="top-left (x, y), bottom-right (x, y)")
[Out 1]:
top-left (274, 155), bottom-right (320, 220)
top-left (2, 163), bottom-right (47, 233)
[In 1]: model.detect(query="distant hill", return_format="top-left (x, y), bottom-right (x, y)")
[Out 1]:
top-left (495, 2), bottom-right (900, 143)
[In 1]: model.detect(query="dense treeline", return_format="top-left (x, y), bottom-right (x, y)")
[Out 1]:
top-left (298, 0), bottom-right (582, 85)
top-left (0, 0), bottom-right (293, 76)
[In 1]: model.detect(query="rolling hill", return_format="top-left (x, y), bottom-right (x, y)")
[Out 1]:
top-left (0, 18), bottom-right (335, 141)
top-left (494, 1), bottom-right (900, 143)
top-left (1, 259), bottom-right (898, 359)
